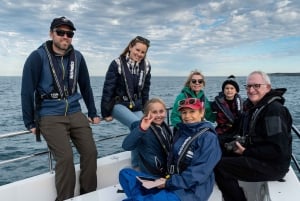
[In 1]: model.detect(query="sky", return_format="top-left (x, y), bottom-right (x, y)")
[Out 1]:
top-left (1, 0), bottom-right (300, 76)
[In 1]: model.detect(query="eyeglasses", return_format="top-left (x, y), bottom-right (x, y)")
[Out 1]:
top-left (244, 84), bottom-right (266, 90)
top-left (191, 79), bottom-right (204, 84)
top-left (54, 29), bottom-right (74, 38)
top-left (178, 98), bottom-right (198, 106)
top-left (134, 36), bottom-right (150, 46)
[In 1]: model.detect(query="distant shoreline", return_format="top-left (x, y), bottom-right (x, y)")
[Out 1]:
top-left (268, 73), bottom-right (300, 76)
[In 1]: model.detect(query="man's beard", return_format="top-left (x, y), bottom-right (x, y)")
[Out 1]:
top-left (53, 40), bottom-right (69, 51)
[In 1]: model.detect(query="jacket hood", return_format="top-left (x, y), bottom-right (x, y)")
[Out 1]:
top-left (38, 40), bottom-right (73, 55)
top-left (181, 86), bottom-right (204, 98)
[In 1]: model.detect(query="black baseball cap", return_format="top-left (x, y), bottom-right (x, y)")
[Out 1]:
top-left (50, 16), bottom-right (76, 31)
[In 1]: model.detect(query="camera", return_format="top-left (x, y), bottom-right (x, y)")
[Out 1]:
top-left (224, 135), bottom-right (247, 151)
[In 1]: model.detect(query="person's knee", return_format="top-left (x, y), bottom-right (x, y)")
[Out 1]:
top-left (59, 150), bottom-right (74, 164)
top-left (81, 145), bottom-right (98, 162)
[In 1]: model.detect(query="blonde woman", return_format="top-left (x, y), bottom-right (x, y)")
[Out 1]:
top-left (171, 70), bottom-right (215, 129)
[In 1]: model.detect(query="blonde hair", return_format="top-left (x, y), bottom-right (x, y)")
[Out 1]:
top-left (184, 70), bottom-right (206, 87)
top-left (144, 98), bottom-right (166, 115)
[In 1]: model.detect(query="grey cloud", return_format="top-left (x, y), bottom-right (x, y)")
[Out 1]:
top-left (1, 0), bottom-right (300, 76)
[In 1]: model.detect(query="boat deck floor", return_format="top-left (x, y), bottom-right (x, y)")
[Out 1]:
top-left (66, 168), bottom-right (300, 201)
top-left (66, 183), bottom-right (222, 201)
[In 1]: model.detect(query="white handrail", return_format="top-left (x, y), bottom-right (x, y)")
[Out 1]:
top-left (0, 130), bottom-right (31, 139)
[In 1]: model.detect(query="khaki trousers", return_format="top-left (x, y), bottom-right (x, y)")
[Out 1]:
top-left (39, 112), bottom-right (97, 201)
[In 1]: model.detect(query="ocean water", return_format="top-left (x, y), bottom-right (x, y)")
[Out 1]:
top-left (0, 76), bottom-right (299, 185)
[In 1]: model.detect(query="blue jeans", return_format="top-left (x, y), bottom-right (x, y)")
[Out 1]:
top-left (119, 168), bottom-right (180, 201)
top-left (112, 104), bottom-right (144, 167)
top-left (112, 104), bottom-right (144, 128)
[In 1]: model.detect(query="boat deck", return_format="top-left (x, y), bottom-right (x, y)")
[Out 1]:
top-left (66, 183), bottom-right (222, 201)
top-left (66, 184), bottom-right (125, 201)
top-left (1, 125), bottom-right (300, 201)
top-left (66, 166), bottom-right (300, 201)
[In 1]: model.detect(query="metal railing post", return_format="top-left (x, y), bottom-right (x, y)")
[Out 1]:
top-left (47, 149), bottom-right (54, 173)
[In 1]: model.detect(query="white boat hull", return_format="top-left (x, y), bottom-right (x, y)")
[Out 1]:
top-left (0, 151), bottom-right (300, 201)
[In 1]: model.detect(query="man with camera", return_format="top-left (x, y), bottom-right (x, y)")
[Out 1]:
top-left (214, 71), bottom-right (293, 201)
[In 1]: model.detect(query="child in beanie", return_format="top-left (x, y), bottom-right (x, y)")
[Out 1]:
top-left (212, 75), bottom-right (244, 153)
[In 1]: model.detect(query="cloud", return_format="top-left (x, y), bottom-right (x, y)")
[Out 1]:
top-left (0, 0), bottom-right (300, 76)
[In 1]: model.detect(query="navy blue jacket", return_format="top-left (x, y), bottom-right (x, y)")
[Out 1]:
top-left (166, 121), bottom-right (221, 201)
top-left (101, 56), bottom-right (151, 118)
top-left (21, 41), bottom-right (98, 130)
top-left (122, 121), bottom-right (172, 177)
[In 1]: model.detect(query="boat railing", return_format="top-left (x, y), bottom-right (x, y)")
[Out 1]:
top-left (0, 130), bottom-right (129, 172)
top-left (1, 122), bottom-right (300, 180)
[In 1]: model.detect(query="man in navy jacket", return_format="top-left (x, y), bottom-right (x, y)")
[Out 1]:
top-left (21, 16), bottom-right (100, 201)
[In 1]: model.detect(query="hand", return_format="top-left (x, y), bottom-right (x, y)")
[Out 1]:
top-left (157, 178), bottom-right (167, 189)
top-left (30, 128), bottom-right (37, 135)
top-left (234, 141), bottom-right (245, 155)
top-left (89, 117), bottom-right (101, 124)
top-left (104, 116), bottom-right (113, 122)
top-left (140, 113), bottom-right (154, 131)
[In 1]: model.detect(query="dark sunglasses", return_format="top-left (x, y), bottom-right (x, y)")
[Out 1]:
top-left (54, 29), bottom-right (74, 38)
top-left (178, 98), bottom-right (198, 106)
top-left (191, 79), bottom-right (204, 84)
top-left (134, 36), bottom-right (150, 46)
top-left (244, 84), bottom-right (266, 90)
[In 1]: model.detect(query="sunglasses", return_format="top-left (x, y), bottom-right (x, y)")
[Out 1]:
top-left (178, 98), bottom-right (198, 106)
top-left (54, 29), bottom-right (74, 38)
top-left (191, 79), bottom-right (204, 84)
top-left (134, 36), bottom-right (150, 46)
top-left (244, 84), bottom-right (266, 90)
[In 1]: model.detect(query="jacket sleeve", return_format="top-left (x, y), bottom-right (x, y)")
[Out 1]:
top-left (166, 132), bottom-right (221, 190)
top-left (122, 121), bottom-right (145, 150)
top-left (101, 60), bottom-right (119, 118)
top-left (21, 51), bottom-right (42, 130)
top-left (77, 53), bottom-right (98, 118)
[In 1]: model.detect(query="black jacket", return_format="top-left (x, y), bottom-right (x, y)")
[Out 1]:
top-left (101, 56), bottom-right (151, 118)
top-left (241, 88), bottom-right (292, 171)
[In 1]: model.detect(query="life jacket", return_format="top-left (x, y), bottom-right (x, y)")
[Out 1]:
top-left (245, 96), bottom-right (287, 137)
top-left (114, 56), bottom-right (150, 109)
top-left (168, 127), bottom-right (209, 174)
top-left (138, 122), bottom-right (173, 176)
top-left (41, 41), bottom-right (77, 99)
top-left (242, 90), bottom-right (292, 145)
top-left (214, 93), bottom-right (243, 124)
top-left (214, 93), bottom-right (243, 135)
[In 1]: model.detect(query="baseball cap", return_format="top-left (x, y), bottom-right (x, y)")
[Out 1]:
top-left (50, 16), bottom-right (76, 31)
top-left (178, 98), bottom-right (204, 111)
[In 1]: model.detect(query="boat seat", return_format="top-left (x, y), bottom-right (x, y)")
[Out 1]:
top-left (238, 167), bottom-right (300, 201)
top-left (97, 184), bottom-right (127, 201)
top-left (267, 168), bottom-right (300, 201)
top-left (208, 184), bottom-right (222, 200)
top-left (68, 183), bottom-right (222, 201)
top-left (65, 184), bottom-right (126, 201)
